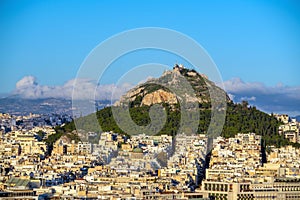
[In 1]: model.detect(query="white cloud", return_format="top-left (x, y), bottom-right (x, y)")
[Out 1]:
top-left (12, 76), bottom-right (300, 116)
top-left (223, 77), bottom-right (300, 115)
top-left (96, 83), bottom-right (133, 101)
top-left (240, 96), bottom-right (256, 101)
top-left (223, 77), bottom-right (300, 99)
top-left (227, 93), bottom-right (235, 101)
top-left (223, 78), bottom-right (267, 94)
top-left (13, 76), bottom-right (133, 100)
top-left (137, 76), bottom-right (155, 85)
top-left (16, 76), bottom-right (38, 89)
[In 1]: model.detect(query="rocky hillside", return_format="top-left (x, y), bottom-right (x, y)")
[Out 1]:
top-left (57, 65), bottom-right (298, 148)
top-left (115, 64), bottom-right (230, 108)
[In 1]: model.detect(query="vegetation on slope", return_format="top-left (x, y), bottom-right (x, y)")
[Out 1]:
top-left (54, 99), bottom-right (299, 148)
top-left (51, 67), bottom-right (298, 148)
top-left (44, 124), bottom-right (80, 147)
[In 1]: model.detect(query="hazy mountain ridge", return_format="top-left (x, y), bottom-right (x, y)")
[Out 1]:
top-left (0, 96), bottom-right (110, 116)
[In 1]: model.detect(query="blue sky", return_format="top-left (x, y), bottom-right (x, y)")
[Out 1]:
top-left (0, 0), bottom-right (300, 114)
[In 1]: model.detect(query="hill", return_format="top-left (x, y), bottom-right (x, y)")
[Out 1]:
top-left (115, 64), bottom-right (229, 108)
top-left (58, 65), bottom-right (297, 148)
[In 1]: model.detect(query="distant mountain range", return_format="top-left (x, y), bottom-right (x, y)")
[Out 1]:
top-left (293, 116), bottom-right (300, 122)
top-left (0, 96), bottom-right (110, 116)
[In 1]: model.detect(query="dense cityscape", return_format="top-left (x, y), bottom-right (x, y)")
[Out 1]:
top-left (0, 110), bottom-right (300, 199)
top-left (1, 1), bottom-right (299, 200)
